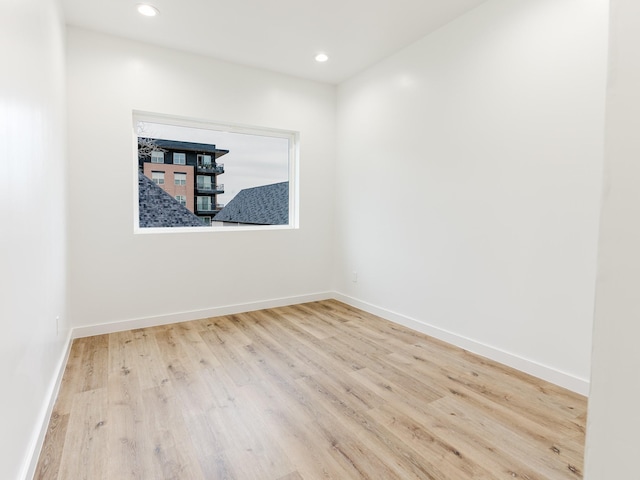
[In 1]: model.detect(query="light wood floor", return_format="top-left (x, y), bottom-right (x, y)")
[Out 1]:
top-left (34, 300), bottom-right (587, 479)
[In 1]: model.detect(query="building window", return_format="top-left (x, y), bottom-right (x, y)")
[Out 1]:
top-left (135, 111), bottom-right (298, 231)
top-left (175, 195), bottom-right (186, 206)
top-left (151, 151), bottom-right (164, 163)
top-left (197, 175), bottom-right (212, 190)
top-left (174, 172), bottom-right (187, 185)
top-left (197, 154), bottom-right (212, 166)
top-left (152, 171), bottom-right (165, 184)
top-left (201, 217), bottom-right (211, 226)
top-left (197, 196), bottom-right (212, 212)
top-left (173, 152), bottom-right (186, 165)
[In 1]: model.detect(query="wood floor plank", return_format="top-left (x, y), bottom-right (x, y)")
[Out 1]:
top-left (384, 347), bottom-right (585, 439)
top-left (140, 385), bottom-right (207, 480)
top-left (56, 388), bottom-right (108, 480)
top-left (169, 321), bottom-right (223, 372)
top-left (78, 334), bottom-right (109, 393)
top-left (267, 311), bottom-right (370, 379)
top-left (33, 411), bottom-right (69, 480)
top-left (369, 399), bottom-right (544, 480)
top-left (52, 338), bottom-right (87, 416)
top-left (232, 311), bottom-right (316, 380)
top-left (238, 382), bottom-right (358, 479)
top-left (365, 401), bottom-right (497, 480)
top-left (106, 374), bottom-right (148, 479)
top-left (276, 472), bottom-right (303, 480)
top-left (106, 331), bottom-right (150, 479)
top-left (427, 396), bottom-right (584, 479)
top-left (130, 328), bottom-right (173, 390)
top-left (280, 304), bottom-right (345, 340)
top-left (295, 375), bottom-right (449, 480)
top-left (35, 300), bottom-right (588, 479)
top-left (198, 318), bottom-right (259, 387)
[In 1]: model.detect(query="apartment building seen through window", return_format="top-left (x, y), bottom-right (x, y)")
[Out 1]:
top-left (135, 111), bottom-right (298, 231)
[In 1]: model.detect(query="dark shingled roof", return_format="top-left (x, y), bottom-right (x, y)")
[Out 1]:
top-left (138, 172), bottom-right (204, 228)
top-left (213, 182), bottom-right (289, 225)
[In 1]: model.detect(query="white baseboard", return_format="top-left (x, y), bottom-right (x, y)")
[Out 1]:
top-left (72, 292), bottom-right (334, 339)
top-left (71, 290), bottom-right (590, 394)
top-left (22, 331), bottom-right (73, 480)
top-left (333, 292), bottom-right (590, 396)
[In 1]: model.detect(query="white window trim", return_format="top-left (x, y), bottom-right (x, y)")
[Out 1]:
top-left (174, 173), bottom-right (187, 185)
top-left (133, 110), bottom-right (299, 234)
top-left (173, 152), bottom-right (186, 165)
top-left (151, 171), bottom-right (165, 185)
top-left (151, 151), bottom-right (164, 163)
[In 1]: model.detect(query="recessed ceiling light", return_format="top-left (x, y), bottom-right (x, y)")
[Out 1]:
top-left (315, 53), bottom-right (329, 63)
top-left (137, 4), bottom-right (159, 17)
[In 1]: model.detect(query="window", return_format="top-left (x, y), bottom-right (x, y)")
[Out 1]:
top-left (174, 172), bottom-right (187, 185)
top-left (197, 196), bottom-right (212, 212)
top-left (173, 152), bottom-right (186, 165)
top-left (197, 154), bottom-right (212, 166)
top-left (175, 195), bottom-right (186, 206)
top-left (151, 151), bottom-right (164, 163)
top-left (201, 216), bottom-right (211, 226)
top-left (152, 171), bottom-right (164, 184)
top-left (197, 175), bottom-right (212, 190)
top-left (135, 111), bottom-right (298, 231)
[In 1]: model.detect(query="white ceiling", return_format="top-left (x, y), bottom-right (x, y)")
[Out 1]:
top-left (61, 0), bottom-right (488, 84)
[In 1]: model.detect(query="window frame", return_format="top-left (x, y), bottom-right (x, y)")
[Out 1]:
top-left (133, 110), bottom-right (299, 234)
top-left (151, 170), bottom-right (165, 185)
top-left (174, 172), bottom-right (187, 186)
top-left (173, 152), bottom-right (186, 165)
top-left (196, 195), bottom-right (213, 211)
top-left (197, 154), bottom-right (212, 166)
top-left (196, 175), bottom-right (212, 189)
top-left (151, 151), bottom-right (164, 163)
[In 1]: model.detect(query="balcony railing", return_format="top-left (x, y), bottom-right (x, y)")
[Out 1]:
top-left (196, 205), bottom-right (215, 213)
top-left (196, 183), bottom-right (224, 194)
top-left (196, 163), bottom-right (224, 174)
top-left (196, 203), bottom-right (225, 213)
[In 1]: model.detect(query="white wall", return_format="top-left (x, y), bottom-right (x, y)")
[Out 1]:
top-left (336, 0), bottom-right (608, 392)
top-left (0, 0), bottom-right (69, 477)
top-left (66, 28), bottom-right (336, 330)
top-left (585, 0), bottom-right (640, 476)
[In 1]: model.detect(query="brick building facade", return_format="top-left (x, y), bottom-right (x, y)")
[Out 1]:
top-left (138, 138), bottom-right (228, 225)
